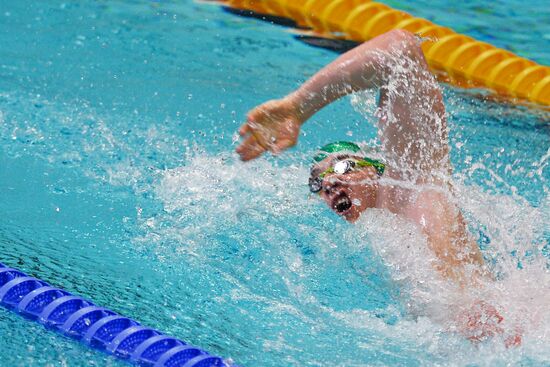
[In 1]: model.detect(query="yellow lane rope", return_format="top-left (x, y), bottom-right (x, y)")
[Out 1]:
top-left (222, 0), bottom-right (550, 107)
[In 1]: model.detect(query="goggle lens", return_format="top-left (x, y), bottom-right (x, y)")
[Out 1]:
top-left (308, 176), bottom-right (323, 193)
top-left (333, 159), bottom-right (355, 175)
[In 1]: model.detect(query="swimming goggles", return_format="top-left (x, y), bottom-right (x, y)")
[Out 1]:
top-left (308, 157), bottom-right (385, 193)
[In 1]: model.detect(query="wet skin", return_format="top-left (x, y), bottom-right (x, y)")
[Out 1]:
top-left (312, 155), bottom-right (522, 346)
top-left (312, 153), bottom-right (486, 285)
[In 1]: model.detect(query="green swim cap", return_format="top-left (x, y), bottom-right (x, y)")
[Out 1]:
top-left (313, 141), bottom-right (362, 163)
top-left (312, 141), bottom-right (386, 176)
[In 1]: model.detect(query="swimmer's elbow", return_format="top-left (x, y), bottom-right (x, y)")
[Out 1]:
top-left (385, 29), bottom-right (424, 59)
top-left (386, 29), bottom-right (417, 43)
top-left (356, 29), bottom-right (421, 59)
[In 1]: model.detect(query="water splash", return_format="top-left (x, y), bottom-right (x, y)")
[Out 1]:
top-left (1, 86), bottom-right (549, 365)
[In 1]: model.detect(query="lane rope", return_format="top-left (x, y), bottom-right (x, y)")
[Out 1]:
top-left (0, 262), bottom-right (236, 367)
top-left (221, 0), bottom-right (550, 106)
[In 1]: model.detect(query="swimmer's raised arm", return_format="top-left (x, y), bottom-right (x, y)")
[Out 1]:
top-left (237, 29), bottom-right (410, 160)
top-left (285, 29), bottom-right (412, 119)
top-left (237, 29), bottom-right (447, 178)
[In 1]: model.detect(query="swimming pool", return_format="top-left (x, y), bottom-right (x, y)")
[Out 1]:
top-left (0, 1), bottom-right (548, 366)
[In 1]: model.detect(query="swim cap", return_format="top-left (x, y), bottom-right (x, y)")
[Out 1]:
top-left (312, 141), bottom-right (386, 176)
top-left (312, 141), bottom-right (362, 163)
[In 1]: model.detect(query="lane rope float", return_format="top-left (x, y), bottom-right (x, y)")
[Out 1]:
top-left (219, 0), bottom-right (550, 107)
top-left (0, 262), bottom-right (236, 367)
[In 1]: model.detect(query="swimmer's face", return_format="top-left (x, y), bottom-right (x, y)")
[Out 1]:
top-left (310, 154), bottom-right (380, 222)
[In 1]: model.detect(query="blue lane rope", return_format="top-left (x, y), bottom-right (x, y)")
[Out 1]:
top-left (0, 262), bottom-right (236, 367)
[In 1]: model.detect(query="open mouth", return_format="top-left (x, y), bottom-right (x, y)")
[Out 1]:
top-left (332, 192), bottom-right (352, 214)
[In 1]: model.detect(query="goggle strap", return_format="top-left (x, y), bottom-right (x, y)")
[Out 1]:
top-left (356, 158), bottom-right (385, 176)
top-left (318, 167), bottom-right (334, 179)
top-left (319, 158), bottom-right (384, 179)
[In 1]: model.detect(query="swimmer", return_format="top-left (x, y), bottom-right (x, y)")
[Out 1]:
top-left (236, 30), bottom-right (522, 346)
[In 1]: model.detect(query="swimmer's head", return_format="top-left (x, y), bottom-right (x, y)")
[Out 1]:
top-left (309, 141), bottom-right (385, 222)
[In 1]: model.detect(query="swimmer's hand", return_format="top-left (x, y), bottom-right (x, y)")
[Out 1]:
top-left (236, 97), bottom-right (304, 161)
top-left (457, 300), bottom-right (522, 348)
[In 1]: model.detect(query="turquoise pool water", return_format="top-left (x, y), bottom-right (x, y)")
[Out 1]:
top-left (0, 1), bottom-right (548, 366)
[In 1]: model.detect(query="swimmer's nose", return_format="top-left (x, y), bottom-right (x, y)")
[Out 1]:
top-left (321, 174), bottom-right (343, 192)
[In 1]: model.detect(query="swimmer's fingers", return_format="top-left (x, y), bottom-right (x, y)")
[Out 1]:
top-left (236, 135), bottom-right (267, 161)
top-left (271, 137), bottom-right (296, 155)
top-left (239, 122), bottom-right (251, 137)
top-left (240, 106), bottom-right (264, 136)
top-left (235, 135), bottom-right (250, 155)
